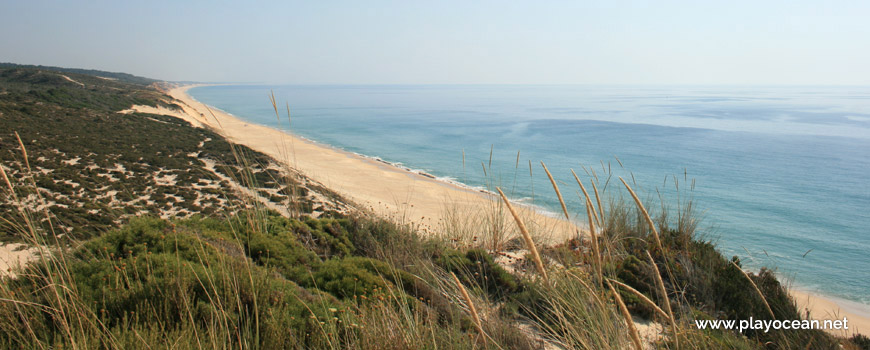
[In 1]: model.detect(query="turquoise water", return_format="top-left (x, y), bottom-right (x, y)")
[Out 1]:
top-left (189, 85), bottom-right (870, 305)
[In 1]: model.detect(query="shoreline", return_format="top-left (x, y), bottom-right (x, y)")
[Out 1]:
top-left (194, 101), bottom-right (560, 218)
top-left (158, 84), bottom-right (576, 245)
top-left (790, 288), bottom-right (870, 337)
top-left (161, 83), bottom-right (867, 336)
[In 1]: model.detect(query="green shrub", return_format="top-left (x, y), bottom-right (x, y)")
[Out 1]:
top-left (293, 217), bottom-right (354, 258)
top-left (437, 249), bottom-right (521, 301)
top-left (245, 222), bottom-right (323, 283)
top-left (1, 215), bottom-right (347, 348)
top-left (310, 258), bottom-right (392, 300)
top-left (614, 225), bottom-right (842, 348)
top-left (851, 334), bottom-right (870, 350)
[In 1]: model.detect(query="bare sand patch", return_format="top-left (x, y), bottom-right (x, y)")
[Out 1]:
top-left (0, 244), bottom-right (40, 277)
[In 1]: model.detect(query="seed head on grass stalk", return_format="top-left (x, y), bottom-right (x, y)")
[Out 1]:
top-left (620, 177), bottom-right (664, 254)
top-left (571, 169), bottom-right (601, 227)
top-left (14, 132), bottom-right (31, 173)
top-left (606, 280), bottom-right (644, 350)
top-left (591, 175), bottom-right (605, 224)
top-left (584, 196), bottom-right (603, 284)
top-left (528, 160), bottom-right (535, 201)
top-left (270, 90), bottom-right (280, 122)
top-left (488, 144), bottom-right (493, 169)
top-left (450, 272), bottom-right (484, 340)
top-left (496, 187), bottom-right (548, 283)
top-left (0, 163), bottom-right (17, 201)
top-left (540, 161), bottom-right (570, 222)
top-left (646, 251), bottom-right (679, 350)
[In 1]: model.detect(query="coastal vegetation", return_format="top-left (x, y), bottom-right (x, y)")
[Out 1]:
top-left (0, 65), bottom-right (866, 349)
top-left (0, 67), bottom-right (343, 240)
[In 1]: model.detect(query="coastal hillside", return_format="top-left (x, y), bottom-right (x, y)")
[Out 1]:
top-left (0, 66), bottom-right (866, 349)
top-left (0, 63), bottom-right (158, 85)
top-left (0, 66), bottom-right (346, 240)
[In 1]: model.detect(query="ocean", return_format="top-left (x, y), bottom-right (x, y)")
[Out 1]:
top-left (189, 84), bottom-right (870, 305)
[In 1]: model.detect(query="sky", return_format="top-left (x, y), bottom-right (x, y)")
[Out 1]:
top-left (2, 0), bottom-right (869, 85)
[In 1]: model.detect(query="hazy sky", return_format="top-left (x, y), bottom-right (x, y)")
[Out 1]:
top-left (2, 0), bottom-right (869, 84)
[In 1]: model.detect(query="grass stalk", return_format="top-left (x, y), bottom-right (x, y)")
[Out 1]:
top-left (584, 196), bottom-right (603, 284)
top-left (646, 251), bottom-right (679, 350)
top-left (730, 260), bottom-right (776, 319)
top-left (620, 177), bottom-right (664, 254)
top-left (541, 161), bottom-right (570, 221)
top-left (571, 169), bottom-right (600, 227)
top-left (591, 177), bottom-right (605, 227)
top-left (608, 279), bottom-right (669, 320)
top-left (496, 187), bottom-right (548, 283)
top-left (450, 272), bottom-right (484, 339)
top-left (607, 281), bottom-right (644, 350)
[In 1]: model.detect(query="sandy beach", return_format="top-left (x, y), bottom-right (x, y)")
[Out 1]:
top-left (791, 289), bottom-right (870, 337)
top-left (153, 84), bottom-right (575, 245)
top-left (150, 84), bottom-right (869, 337)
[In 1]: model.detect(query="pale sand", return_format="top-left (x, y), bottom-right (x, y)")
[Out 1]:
top-left (790, 289), bottom-right (870, 337)
top-left (158, 84), bottom-right (575, 244)
top-left (0, 243), bottom-right (39, 277)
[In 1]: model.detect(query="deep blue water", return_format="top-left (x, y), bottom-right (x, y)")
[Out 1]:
top-left (189, 85), bottom-right (870, 305)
